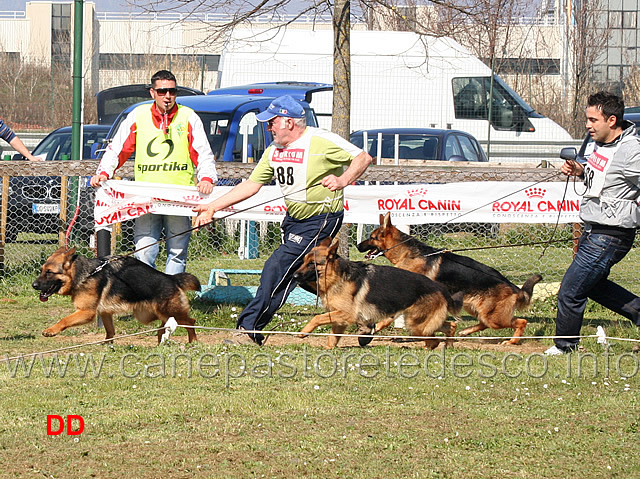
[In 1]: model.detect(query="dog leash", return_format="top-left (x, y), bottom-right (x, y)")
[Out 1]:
top-left (365, 170), bottom-right (572, 260)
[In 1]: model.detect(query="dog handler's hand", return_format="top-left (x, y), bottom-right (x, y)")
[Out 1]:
top-left (197, 180), bottom-right (214, 195)
top-left (90, 174), bottom-right (108, 187)
top-left (321, 174), bottom-right (347, 191)
top-left (193, 203), bottom-right (215, 230)
top-left (561, 160), bottom-right (583, 177)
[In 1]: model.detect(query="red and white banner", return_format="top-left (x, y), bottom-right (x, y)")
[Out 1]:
top-left (94, 180), bottom-right (582, 227)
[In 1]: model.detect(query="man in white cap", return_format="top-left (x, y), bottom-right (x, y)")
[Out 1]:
top-left (194, 95), bottom-right (373, 345)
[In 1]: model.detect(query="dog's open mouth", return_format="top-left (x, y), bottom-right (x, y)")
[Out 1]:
top-left (38, 284), bottom-right (59, 302)
top-left (364, 248), bottom-right (381, 260)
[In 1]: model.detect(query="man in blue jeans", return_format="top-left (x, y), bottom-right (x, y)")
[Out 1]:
top-left (194, 95), bottom-right (372, 345)
top-left (91, 70), bottom-right (216, 274)
top-left (545, 91), bottom-right (640, 355)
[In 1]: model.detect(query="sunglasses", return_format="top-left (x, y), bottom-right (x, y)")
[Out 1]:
top-left (153, 87), bottom-right (178, 95)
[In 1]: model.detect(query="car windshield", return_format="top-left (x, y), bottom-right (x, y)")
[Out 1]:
top-left (355, 133), bottom-right (441, 162)
top-left (33, 128), bottom-right (109, 161)
top-left (197, 112), bottom-right (232, 159)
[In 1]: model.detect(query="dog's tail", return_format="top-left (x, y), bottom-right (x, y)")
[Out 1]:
top-left (174, 273), bottom-right (201, 292)
top-left (447, 291), bottom-right (464, 318)
top-left (516, 274), bottom-right (543, 309)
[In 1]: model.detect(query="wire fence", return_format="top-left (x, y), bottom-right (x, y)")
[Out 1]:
top-left (1, 161), bottom-right (638, 301)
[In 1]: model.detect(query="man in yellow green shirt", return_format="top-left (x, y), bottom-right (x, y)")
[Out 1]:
top-left (194, 95), bottom-right (372, 345)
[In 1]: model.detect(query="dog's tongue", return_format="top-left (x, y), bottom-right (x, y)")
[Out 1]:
top-left (39, 293), bottom-right (48, 302)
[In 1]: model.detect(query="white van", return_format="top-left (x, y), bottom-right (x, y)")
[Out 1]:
top-left (218, 28), bottom-right (572, 142)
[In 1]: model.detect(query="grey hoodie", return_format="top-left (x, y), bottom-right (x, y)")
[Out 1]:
top-left (580, 120), bottom-right (640, 229)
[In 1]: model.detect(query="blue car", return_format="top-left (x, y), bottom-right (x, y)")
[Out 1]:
top-left (350, 127), bottom-right (488, 164)
top-left (103, 82), bottom-right (331, 164)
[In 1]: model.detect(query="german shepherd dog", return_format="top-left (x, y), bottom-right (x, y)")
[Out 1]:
top-left (33, 247), bottom-right (201, 343)
top-left (357, 213), bottom-right (542, 345)
top-left (293, 237), bottom-right (462, 349)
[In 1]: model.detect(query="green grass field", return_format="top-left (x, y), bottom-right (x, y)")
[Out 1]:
top-left (1, 244), bottom-right (639, 478)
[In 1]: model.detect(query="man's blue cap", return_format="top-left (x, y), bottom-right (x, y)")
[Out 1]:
top-left (256, 95), bottom-right (305, 122)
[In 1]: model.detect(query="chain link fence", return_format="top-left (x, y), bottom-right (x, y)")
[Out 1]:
top-left (1, 161), bottom-right (637, 302)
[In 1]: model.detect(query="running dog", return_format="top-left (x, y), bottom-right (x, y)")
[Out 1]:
top-left (357, 213), bottom-right (542, 345)
top-left (33, 247), bottom-right (200, 343)
top-left (293, 237), bottom-right (462, 349)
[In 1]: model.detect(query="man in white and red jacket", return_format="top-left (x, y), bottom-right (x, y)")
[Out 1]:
top-left (91, 70), bottom-right (217, 274)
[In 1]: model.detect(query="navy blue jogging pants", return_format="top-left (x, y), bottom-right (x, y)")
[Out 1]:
top-left (237, 211), bottom-right (343, 345)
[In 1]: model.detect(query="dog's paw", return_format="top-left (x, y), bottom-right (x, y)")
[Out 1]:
top-left (297, 333), bottom-right (309, 339)
top-left (356, 323), bottom-right (375, 347)
top-left (500, 339), bottom-right (520, 345)
top-left (42, 328), bottom-right (59, 337)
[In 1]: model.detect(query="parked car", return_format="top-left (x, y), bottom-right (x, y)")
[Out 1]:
top-left (100, 82), bottom-right (331, 164)
top-left (349, 128), bottom-right (489, 164)
top-left (560, 112), bottom-right (640, 163)
top-left (96, 84), bottom-right (205, 125)
top-left (6, 125), bottom-right (110, 242)
top-left (350, 127), bottom-right (496, 237)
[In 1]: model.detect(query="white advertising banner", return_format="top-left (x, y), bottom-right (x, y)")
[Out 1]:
top-left (94, 180), bottom-right (582, 227)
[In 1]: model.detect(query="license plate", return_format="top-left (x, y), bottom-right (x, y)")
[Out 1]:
top-left (32, 203), bottom-right (61, 214)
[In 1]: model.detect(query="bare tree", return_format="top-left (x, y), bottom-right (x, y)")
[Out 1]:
top-left (0, 55), bottom-right (79, 129)
top-left (332, 0), bottom-right (351, 139)
top-left (623, 67), bottom-right (640, 107)
top-left (131, 0), bottom-right (473, 139)
top-left (563, 0), bottom-right (612, 136)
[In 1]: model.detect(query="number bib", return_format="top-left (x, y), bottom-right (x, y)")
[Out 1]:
top-left (583, 143), bottom-right (619, 198)
top-left (271, 147), bottom-right (308, 198)
top-left (267, 132), bottom-right (315, 203)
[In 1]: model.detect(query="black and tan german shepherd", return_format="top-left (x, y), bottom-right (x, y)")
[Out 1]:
top-left (293, 237), bottom-right (462, 349)
top-left (32, 247), bottom-right (200, 343)
top-left (357, 213), bottom-right (542, 345)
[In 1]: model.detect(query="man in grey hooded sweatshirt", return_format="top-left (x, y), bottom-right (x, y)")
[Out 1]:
top-left (546, 91), bottom-right (640, 355)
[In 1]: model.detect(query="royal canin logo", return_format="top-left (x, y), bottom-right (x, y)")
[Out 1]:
top-left (524, 187), bottom-right (546, 199)
top-left (491, 186), bottom-right (579, 213)
top-left (407, 187), bottom-right (429, 197)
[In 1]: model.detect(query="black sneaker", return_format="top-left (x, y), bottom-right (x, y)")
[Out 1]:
top-left (224, 327), bottom-right (259, 346)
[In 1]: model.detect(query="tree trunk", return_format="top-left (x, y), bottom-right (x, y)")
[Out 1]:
top-left (332, 0), bottom-right (351, 140)
top-left (332, 0), bottom-right (352, 258)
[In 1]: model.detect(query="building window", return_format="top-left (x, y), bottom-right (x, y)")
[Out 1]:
top-left (99, 53), bottom-right (220, 71)
top-left (52, 3), bottom-right (71, 68)
top-left (623, 11), bottom-right (637, 29)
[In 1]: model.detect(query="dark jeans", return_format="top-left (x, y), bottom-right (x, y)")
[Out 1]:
top-left (237, 211), bottom-right (343, 345)
top-left (555, 230), bottom-right (640, 351)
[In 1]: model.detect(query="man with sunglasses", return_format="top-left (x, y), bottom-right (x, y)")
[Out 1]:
top-left (194, 95), bottom-right (373, 345)
top-left (91, 70), bottom-right (216, 274)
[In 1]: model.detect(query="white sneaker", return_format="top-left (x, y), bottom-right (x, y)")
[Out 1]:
top-left (544, 345), bottom-right (566, 356)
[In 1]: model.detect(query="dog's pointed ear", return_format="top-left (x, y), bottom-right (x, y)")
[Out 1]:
top-left (382, 212), bottom-right (391, 229)
top-left (379, 213), bottom-right (385, 225)
top-left (328, 238), bottom-right (340, 256)
top-left (319, 237), bottom-right (333, 247)
top-left (63, 247), bottom-right (77, 269)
